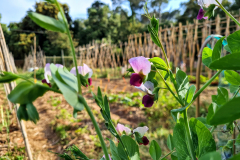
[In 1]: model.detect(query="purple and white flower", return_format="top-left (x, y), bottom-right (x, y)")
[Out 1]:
top-left (136, 81), bottom-right (155, 108)
top-left (70, 64), bottom-right (93, 86)
top-left (129, 57), bottom-right (151, 87)
top-left (42, 63), bottom-right (63, 87)
top-left (116, 123), bottom-right (131, 135)
top-left (197, 0), bottom-right (223, 20)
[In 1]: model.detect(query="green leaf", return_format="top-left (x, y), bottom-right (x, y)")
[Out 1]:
top-left (148, 25), bottom-right (161, 48)
top-left (149, 57), bottom-right (168, 71)
top-left (167, 134), bottom-right (174, 151)
top-left (189, 118), bottom-right (216, 158)
top-left (28, 12), bottom-right (66, 33)
top-left (26, 103), bottom-right (39, 124)
top-left (209, 97), bottom-right (240, 125)
top-left (206, 103), bottom-right (217, 125)
top-left (185, 85), bottom-right (196, 105)
top-left (224, 44), bottom-right (232, 53)
top-left (50, 64), bottom-right (84, 112)
top-left (104, 95), bottom-right (111, 119)
top-left (8, 81), bottom-right (48, 104)
top-left (230, 85), bottom-right (239, 93)
top-left (109, 139), bottom-right (121, 160)
top-left (118, 135), bottom-right (140, 160)
top-left (150, 15), bottom-right (159, 34)
top-left (196, 117), bottom-right (212, 129)
top-left (176, 69), bottom-right (189, 101)
top-left (149, 140), bottom-right (161, 160)
top-left (58, 67), bottom-right (78, 92)
top-left (173, 119), bottom-right (190, 160)
top-left (204, 4), bottom-right (216, 19)
top-left (227, 30), bottom-right (240, 53)
top-left (212, 37), bottom-right (225, 61)
top-left (45, 0), bottom-right (55, 3)
top-left (225, 70), bottom-right (240, 86)
top-left (171, 154), bottom-right (178, 160)
top-left (209, 52), bottom-right (240, 70)
top-left (229, 153), bottom-right (240, 160)
top-left (212, 87), bottom-right (228, 107)
top-left (57, 12), bottom-right (64, 22)
top-left (202, 47), bottom-right (213, 68)
top-left (198, 152), bottom-right (221, 160)
top-left (226, 140), bottom-right (233, 148)
top-left (17, 104), bottom-right (29, 121)
top-left (235, 134), bottom-right (240, 146)
top-left (0, 72), bottom-right (19, 83)
top-left (97, 87), bottom-right (104, 105)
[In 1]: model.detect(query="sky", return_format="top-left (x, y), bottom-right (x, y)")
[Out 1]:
top-left (0, 0), bottom-right (189, 25)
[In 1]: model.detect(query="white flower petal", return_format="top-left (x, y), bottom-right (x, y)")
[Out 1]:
top-left (133, 126), bottom-right (149, 137)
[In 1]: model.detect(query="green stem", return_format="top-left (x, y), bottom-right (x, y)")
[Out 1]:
top-left (183, 110), bottom-right (197, 160)
top-left (79, 96), bottom-right (110, 160)
top-left (210, 126), bottom-right (216, 133)
top-left (55, 0), bottom-right (82, 95)
top-left (216, 0), bottom-right (240, 26)
top-left (156, 69), bottom-right (184, 106)
top-left (193, 70), bottom-right (222, 103)
top-left (36, 84), bottom-right (62, 94)
top-left (160, 150), bottom-right (175, 160)
top-left (233, 88), bottom-right (240, 99)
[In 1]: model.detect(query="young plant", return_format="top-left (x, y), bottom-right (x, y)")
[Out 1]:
top-left (1, 0), bottom-right (240, 160)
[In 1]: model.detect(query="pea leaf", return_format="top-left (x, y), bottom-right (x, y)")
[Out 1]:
top-left (235, 134), bottom-right (240, 146)
top-left (202, 47), bottom-right (213, 68)
top-left (230, 84), bottom-right (239, 93)
top-left (0, 71), bottom-right (19, 83)
top-left (149, 140), bottom-right (161, 160)
top-left (109, 139), bottom-right (121, 160)
top-left (26, 103), bottom-right (39, 124)
top-left (28, 12), bottom-right (66, 33)
top-left (204, 4), bottom-right (216, 19)
top-left (209, 97), bottom-right (240, 125)
top-left (227, 30), bottom-right (240, 53)
top-left (224, 44), bottom-right (232, 53)
top-left (198, 152), bottom-right (221, 160)
top-left (149, 57), bottom-right (168, 71)
top-left (50, 64), bottom-right (84, 112)
top-left (212, 36), bottom-right (225, 61)
top-left (225, 70), bottom-right (240, 86)
top-left (228, 153), bottom-right (240, 160)
top-left (189, 118), bottom-right (216, 158)
top-left (206, 103), bottom-right (217, 125)
top-left (148, 25), bottom-right (161, 48)
top-left (17, 104), bottom-right (29, 121)
top-left (58, 67), bottom-right (78, 92)
top-left (176, 69), bottom-right (189, 101)
top-left (212, 87), bottom-right (228, 107)
top-left (209, 52), bottom-right (240, 70)
top-left (185, 85), bottom-right (196, 105)
top-left (167, 134), bottom-right (174, 151)
top-left (117, 135), bottom-right (140, 160)
top-left (8, 81), bottom-right (48, 104)
top-left (150, 15), bottom-right (159, 34)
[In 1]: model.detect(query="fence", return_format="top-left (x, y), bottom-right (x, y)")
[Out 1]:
top-left (23, 13), bottom-right (240, 78)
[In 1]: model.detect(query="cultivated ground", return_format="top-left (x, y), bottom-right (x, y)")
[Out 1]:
top-left (0, 78), bottom-right (220, 160)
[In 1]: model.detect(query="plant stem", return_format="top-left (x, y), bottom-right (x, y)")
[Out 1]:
top-left (210, 126), bottom-right (216, 133)
top-left (36, 84), bottom-right (62, 94)
top-left (55, 0), bottom-right (82, 95)
top-left (233, 88), bottom-right (240, 99)
top-left (160, 150), bottom-right (175, 160)
top-left (193, 70), bottom-right (222, 103)
top-left (216, 0), bottom-right (240, 26)
top-left (234, 121), bottom-right (240, 132)
top-left (156, 69), bottom-right (184, 106)
top-left (183, 110), bottom-right (197, 160)
top-left (79, 96), bottom-right (110, 160)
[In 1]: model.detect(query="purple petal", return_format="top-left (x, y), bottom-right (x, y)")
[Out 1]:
top-left (103, 154), bottom-right (112, 160)
top-left (88, 78), bottom-right (92, 86)
top-left (42, 79), bottom-right (51, 87)
top-left (130, 73), bottom-right (142, 87)
top-left (116, 123), bottom-right (131, 135)
top-left (83, 64), bottom-right (93, 78)
top-left (141, 136), bottom-right (149, 146)
top-left (129, 57), bottom-right (151, 75)
top-left (44, 63), bottom-right (51, 83)
top-left (55, 64), bottom-right (63, 68)
top-left (197, 8), bottom-right (205, 20)
top-left (142, 95), bottom-right (154, 108)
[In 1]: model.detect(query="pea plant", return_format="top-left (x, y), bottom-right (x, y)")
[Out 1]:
top-left (1, 0), bottom-right (240, 159)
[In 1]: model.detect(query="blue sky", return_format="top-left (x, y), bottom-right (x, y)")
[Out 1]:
top-left (0, 0), bottom-right (189, 25)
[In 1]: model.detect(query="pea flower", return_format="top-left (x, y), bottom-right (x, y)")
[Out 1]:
top-left (116, 123), bottom-right (131, 135)
top-left (70, 64), bottom-right (93, 86)
top-left (133, 126), bottom-right (149, 146)
top-left (136, 81), bottom-right (155, 108)
top-left (42, 63), bottom-right (63, 87)
top-left (197, 0), bottom-right (222, 20)
top-left (129, 57), bottom-right (151, 87)
top-left (102, 154), bottom-right (112, 160)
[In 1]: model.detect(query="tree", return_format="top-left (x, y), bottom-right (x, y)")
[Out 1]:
top-left (150, 0), bottom-right (169, 22)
